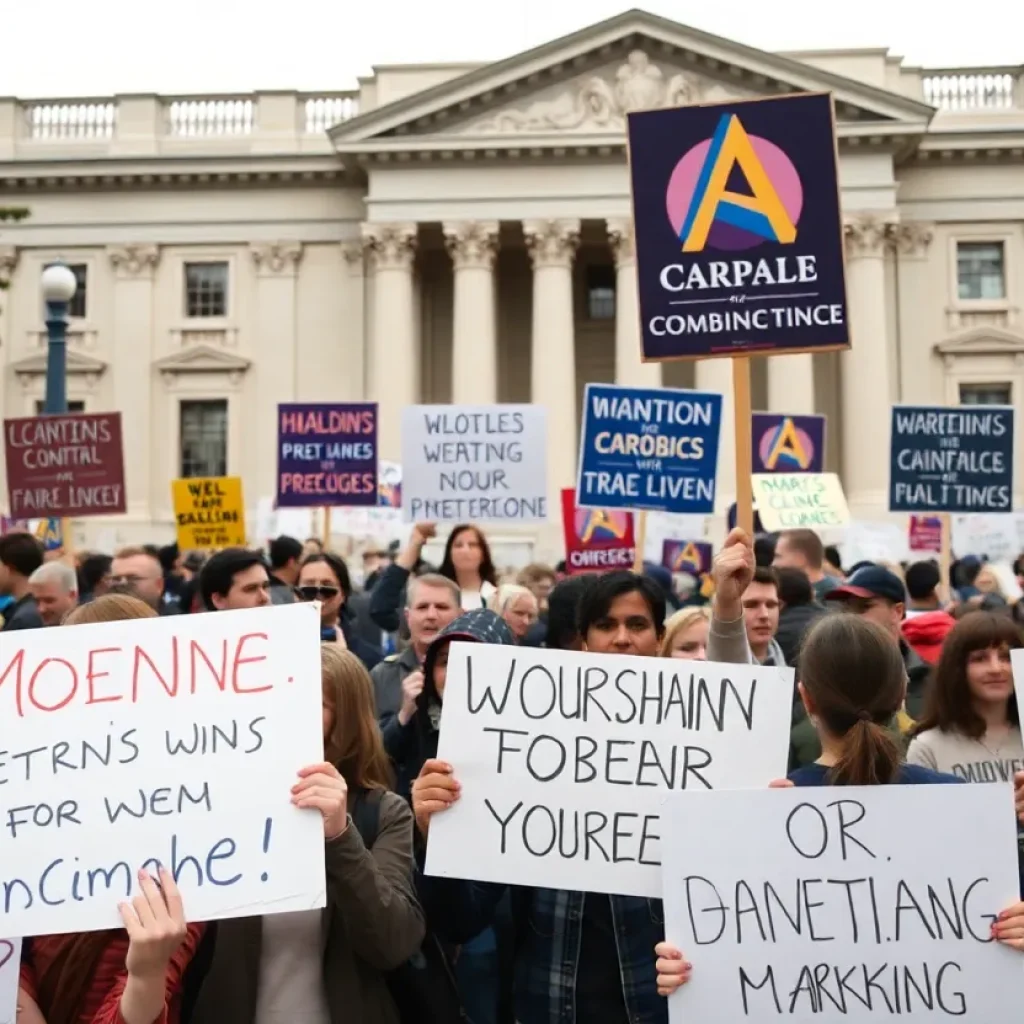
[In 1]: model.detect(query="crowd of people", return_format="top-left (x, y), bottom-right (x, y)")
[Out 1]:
top-left (3, 517), bottom-right (1024, 1024)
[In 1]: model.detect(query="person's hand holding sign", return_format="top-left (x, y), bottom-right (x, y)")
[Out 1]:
top-left (293, 762), bottom-right (349, 841)
top-left (711, 528), bottom-right (755, 622)
top-left (412, 759), bottom-right (461, 838)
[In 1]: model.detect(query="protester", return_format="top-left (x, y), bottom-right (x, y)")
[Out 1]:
top-left (741, 566), bottom-right (785, 666)
top-left (904, 559), bottom-right (944, 616)
top-left (659, 606), bottom-right (710, 659)
top-left (110, 545), bottom-right (177, 614)
top-left (773, 566), bottom-right (826, 667)
top-left (28, 560), bottom-right (78, 625)
top-left (902, 606), bottom-right (957, 665)
top-left (77, 551), bottom-right (113, 602)
top-left (267, 534), bottom-right (302, 604)
top-left (772, 528), bottom-right (842, 602)
top-left (488, 583), bottom-right (539, 642)
top-left (0, 531), bottom-right (44, 630)
top-left (185, 645), bottom-right (424, 1024)
top-left (198, 547), bottom-right (272, 611)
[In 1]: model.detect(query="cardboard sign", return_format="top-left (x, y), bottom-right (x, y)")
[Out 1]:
top-left (560, 488), bottom-right (635, 575)
top-left (401, 404), bottom-right (547, 523)
top-left (3, 412), bottom-right (126, 518)
top-left (172, 476), bottom-right (246, 550)
top-left (890, 405), bottom-right (1014, 514)
top-left (0, 939), bottom-right (18, 1024)
top-left (576, 384), bottom-right (722, 515)
top-left (626, 92), bottom-right (848, 360)
top-left (662, 539), bottom-right (713, 575)
top-left (276, 403), bottom-right (378, 508)
top-left (0, 604), bottom-right (326, 936)
top-left (752, 472), bottom-right (850, 531)
top-left (662, 784), bottom-right (1022, 1023)
top-left (425, 642), bottom-right (793, 898)
top-left (752, 413), bottom-right (826, 473)
top-left (909, 514), bottom-right (943, 554)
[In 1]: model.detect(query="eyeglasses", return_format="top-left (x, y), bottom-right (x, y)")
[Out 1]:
top-left (298, 585), bottom-right (340, 601)
top-left (110, 574), bottom-right (159, 586)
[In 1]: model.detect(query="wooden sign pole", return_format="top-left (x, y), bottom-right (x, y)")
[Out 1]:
top-left (939, 512), bottom-right (952, 605)
top-left (732, 356), bottom-right (755, 536)
top-left (321, 506), bottom-right (332, 549)
top-left (633, 510), bottom-right (647, 573)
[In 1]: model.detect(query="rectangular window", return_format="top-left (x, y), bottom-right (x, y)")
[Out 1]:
top-left (959, 383), bottom-right (1012, 406)
top-left (184, 261), bottom-right (229, 318)
top-left (586, 265), bottom-right (616, 320)
top-left (35, 400), bottom-right (86, 414)
top-left (956, 242), bottom-right (1006, 301)
top-left (42, 263), bottom-right (88, 318)
top-left (179, 399), bottom-right (228, 478)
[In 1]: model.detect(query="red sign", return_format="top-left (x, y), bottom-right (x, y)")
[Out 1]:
top-left (908, 514), bottom-right (942, 554)
top-left (4, 412), bottom-right (126, 518)
top-left (560, 488), bottom-right (635, 575)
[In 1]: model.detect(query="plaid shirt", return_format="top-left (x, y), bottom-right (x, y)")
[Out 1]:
top-left (417, 873), bottom-right (666, 1024)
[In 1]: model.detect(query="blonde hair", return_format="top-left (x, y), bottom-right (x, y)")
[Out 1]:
top-left (659, 606), bottom-right (711, 658)
top-left (64, 593), bottom-right (157, 626)
top-left (489, 583), bottom-right (538, 617)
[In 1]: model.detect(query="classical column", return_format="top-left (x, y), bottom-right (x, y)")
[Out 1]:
top-left (524, 218), bottom-right (579, 531)
top-left (341, 240), bottom-right (367, 399)
top-left (444, 221), bottom-right (499, 404)
top-left (695, 357), bottom-right (735, 514)
top-left (841, 215), bottom-right (892, 514)
top-left (766, 353), bottom-right (815, 414)
top-left (607, 218), bottom-right (661, 388)
top-left (250, 243), bottom-right (303, 500)
top-left (363, 222), bottom-right (417, 460)
top-left (887, 223), bottom-right (934, 404)
top-left (107, 244), bottom-right (160, 520)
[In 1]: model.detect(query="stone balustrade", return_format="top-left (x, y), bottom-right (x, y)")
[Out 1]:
top-left (920, 68), bottom-right (1022, 111)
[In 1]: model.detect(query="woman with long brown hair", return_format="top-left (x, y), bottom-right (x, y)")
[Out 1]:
top-left (185, 645), bottom-right (424, 1024)
top-left (18, 594), bottom-right (204, 1024)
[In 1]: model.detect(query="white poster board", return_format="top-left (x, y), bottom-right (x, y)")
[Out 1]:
top-left (0, 603), bottom-right (326, 936)
top-left (662, 784), bottom-right (1022, 1023)
top-left (425, 643), bottom-right (793, 898)
top-left (401, 404), bottom-right (548, 523)
top-left (0, 939), bottom-right (18, 1024)
top-left (752, 472), bottom-right (850, 532)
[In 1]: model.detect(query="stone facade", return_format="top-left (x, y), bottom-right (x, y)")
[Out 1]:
top-left (0, 10), bottom-right (1022, 556)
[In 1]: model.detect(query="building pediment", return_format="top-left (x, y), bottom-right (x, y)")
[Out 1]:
top-left (331, 9), bottom-right (933, 156)
top-left (154, 344), bottom-right (251, 375)
top-left (934, 325), bottom-right (1024, 357)
top-left (11, 350), bottom-right (107, 377)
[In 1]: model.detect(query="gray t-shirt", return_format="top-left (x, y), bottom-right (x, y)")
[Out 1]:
top-left (254, 910), bottom-right (331, 1024)
top-left (906, 725), bottom-right (1024, 784)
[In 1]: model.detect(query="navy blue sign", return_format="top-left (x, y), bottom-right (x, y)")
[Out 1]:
top-left (889, 405), bottom-right (1014, 514)
top-left (627, 92), bottom-right (848, 360)
top-left (576, 384), bottom-right (722, 515)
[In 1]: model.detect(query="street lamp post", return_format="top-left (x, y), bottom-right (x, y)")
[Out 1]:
top-left (40, 262), bottom-right (77, 416)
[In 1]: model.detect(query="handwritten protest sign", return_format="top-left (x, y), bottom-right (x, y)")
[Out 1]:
top-left (172, 476), bottom-right (246, 549)
top-left (752, 472), bottom-right (850, 531)
top-left (0, 603), bottom-right (325, 936)
top-left (425, 643), bottom-right (792, 898)
top-left (662, 784), bottom-right (1021, 1023)
top-left (577, 384), bottom-right (721, 514)
top-left (0, 939), bottom-right (18, 1024)
top-left (890, 404), bottom-right (1014, 514)
top-left (909, 514), bottom-right (943, 554)
top-left (3, 412), bottom-right (126, 518)
top-left (276, 402), bottom-right (378, 508)
top-left (560, 489), bottom-right (635, 575)
top-left (401, 404), bottom-right (547, 523)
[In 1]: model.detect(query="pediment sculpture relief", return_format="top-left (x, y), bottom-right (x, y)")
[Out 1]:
top-left (472, 50), bottom-right (723, 134)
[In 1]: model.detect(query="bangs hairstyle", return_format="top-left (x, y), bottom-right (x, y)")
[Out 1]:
top-left (914, 611), bottom-right (1022, 739)
top-left (659, 606), bottom-right (710, 658)
top-left (321, 645), bottom-right (393, 791)
top-left (438, 524), bottom-right (498, 588)
top-left (799, 615), bottom-right (907, 786)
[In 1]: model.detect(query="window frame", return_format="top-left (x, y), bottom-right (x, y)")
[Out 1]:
top-left (584, 263), bottom-right (617, 322)
top-left (41, 261), bottom-right (89, 320)
top-left (949, 233), bottom-right (1013, 309)
top-left (183, 260), bottom-right (230, 320)
top-left (178, 398), bottom-right (229, 479)
top-left (958, 381), bottom-right (1013, 406)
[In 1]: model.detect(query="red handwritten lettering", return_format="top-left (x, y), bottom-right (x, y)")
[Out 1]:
top-left (132, 638), bottom-right (180, 701)
top-left (28, 658), bottom-right (79, 712)
top-left (190, 638), bottom-right (228, 693)
top-left (0, 648), bottom-right (26, 717)
top-left (232, 633), bottom-right (271, 694)
top-left (86, 647), bottom-right (124, 706)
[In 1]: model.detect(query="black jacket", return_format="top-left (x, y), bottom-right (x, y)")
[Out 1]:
top-left (775, 601), bottom-right (828, 669)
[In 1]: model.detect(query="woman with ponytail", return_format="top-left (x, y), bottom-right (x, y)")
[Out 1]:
top-left (653, 614), bottom-right (1024, 998)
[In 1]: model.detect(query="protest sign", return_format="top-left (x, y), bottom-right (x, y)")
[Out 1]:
top-left (662, 783), bottom-right (1021, 1023)
top-left (276, 402), bottom-right (378, 508)
top-left (752, 413), bottom-right (826, 473)
top-left (425, 642), bottom-right (793, 898)
top-left (909, 514), bottom-right (943, 554)
top-left (752, 472), bottom-right (849, 531)
top-left (577, 385), bottom-right (721, 514)
top-left (172, 476), bottom-right (246, 549)
top-left (626, 92), bottom-right (847, 361)
top-left (0, 939), bottom-right (17, 1024)
top-left (401, 405), bottom-right (547, 523)
top-left (662, 540), bottom-right (712, 576)
top-left (560, 489), bottom-right (635, 575)
top-left (890, 405), bottom-right (1014, 514)
top-left (951, 514), bottom-right (1019, 562)
top-left (35, 517), bottom-right (63, 552)
top-left (0, 603), bottom-right (325, 936)
top-left (378, 460), bottom-right (402, 508)
top-left (3, 412), bottom-right (125, 518)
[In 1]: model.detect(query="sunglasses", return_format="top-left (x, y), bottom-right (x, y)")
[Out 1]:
top-left (298, 585), bottom-right (340, 601)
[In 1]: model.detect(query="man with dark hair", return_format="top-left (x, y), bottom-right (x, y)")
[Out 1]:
top-left (544, 575), bottom-right (599, 651)
top-left (904, 560), bottom-right (942, 617)
top-left (741, 565), bottom-right (785, 666)
top-left (0, 532), bottom-right (44, 630)
top-left (773, 528), bottom-right (841, 602)
top-left (199, 547), bottom-right (271, 611)
top-left (773, 566), bottom-right (826, 668)
top-left (267, 535), bottom-right (302, 605)
top-left (577, 570), bottom-right (666, 655)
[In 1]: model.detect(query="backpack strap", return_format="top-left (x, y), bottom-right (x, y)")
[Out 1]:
top-left (350, 786), bottom-right (384, 849)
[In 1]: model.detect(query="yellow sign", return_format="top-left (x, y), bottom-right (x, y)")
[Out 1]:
top-left (172, 476), bottom-right (246, 550)
top-left (751, 472), bottom-right (850, 532)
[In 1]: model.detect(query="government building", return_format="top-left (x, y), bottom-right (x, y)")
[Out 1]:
top-left (0, 9), bottom-right (1021, 556)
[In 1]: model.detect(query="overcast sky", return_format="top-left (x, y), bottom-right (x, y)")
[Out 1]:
top-left (4, 0), bottom-right (1020, 97)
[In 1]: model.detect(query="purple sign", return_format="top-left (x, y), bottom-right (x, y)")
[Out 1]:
top-left (276, 403), bottom-right (378, 508)
top-left (752, 413), bottom-right (826, 473)
top-left (662, 540), bottom-right (713, 575)
top-left (627, 92), bottom-right (848, 360)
